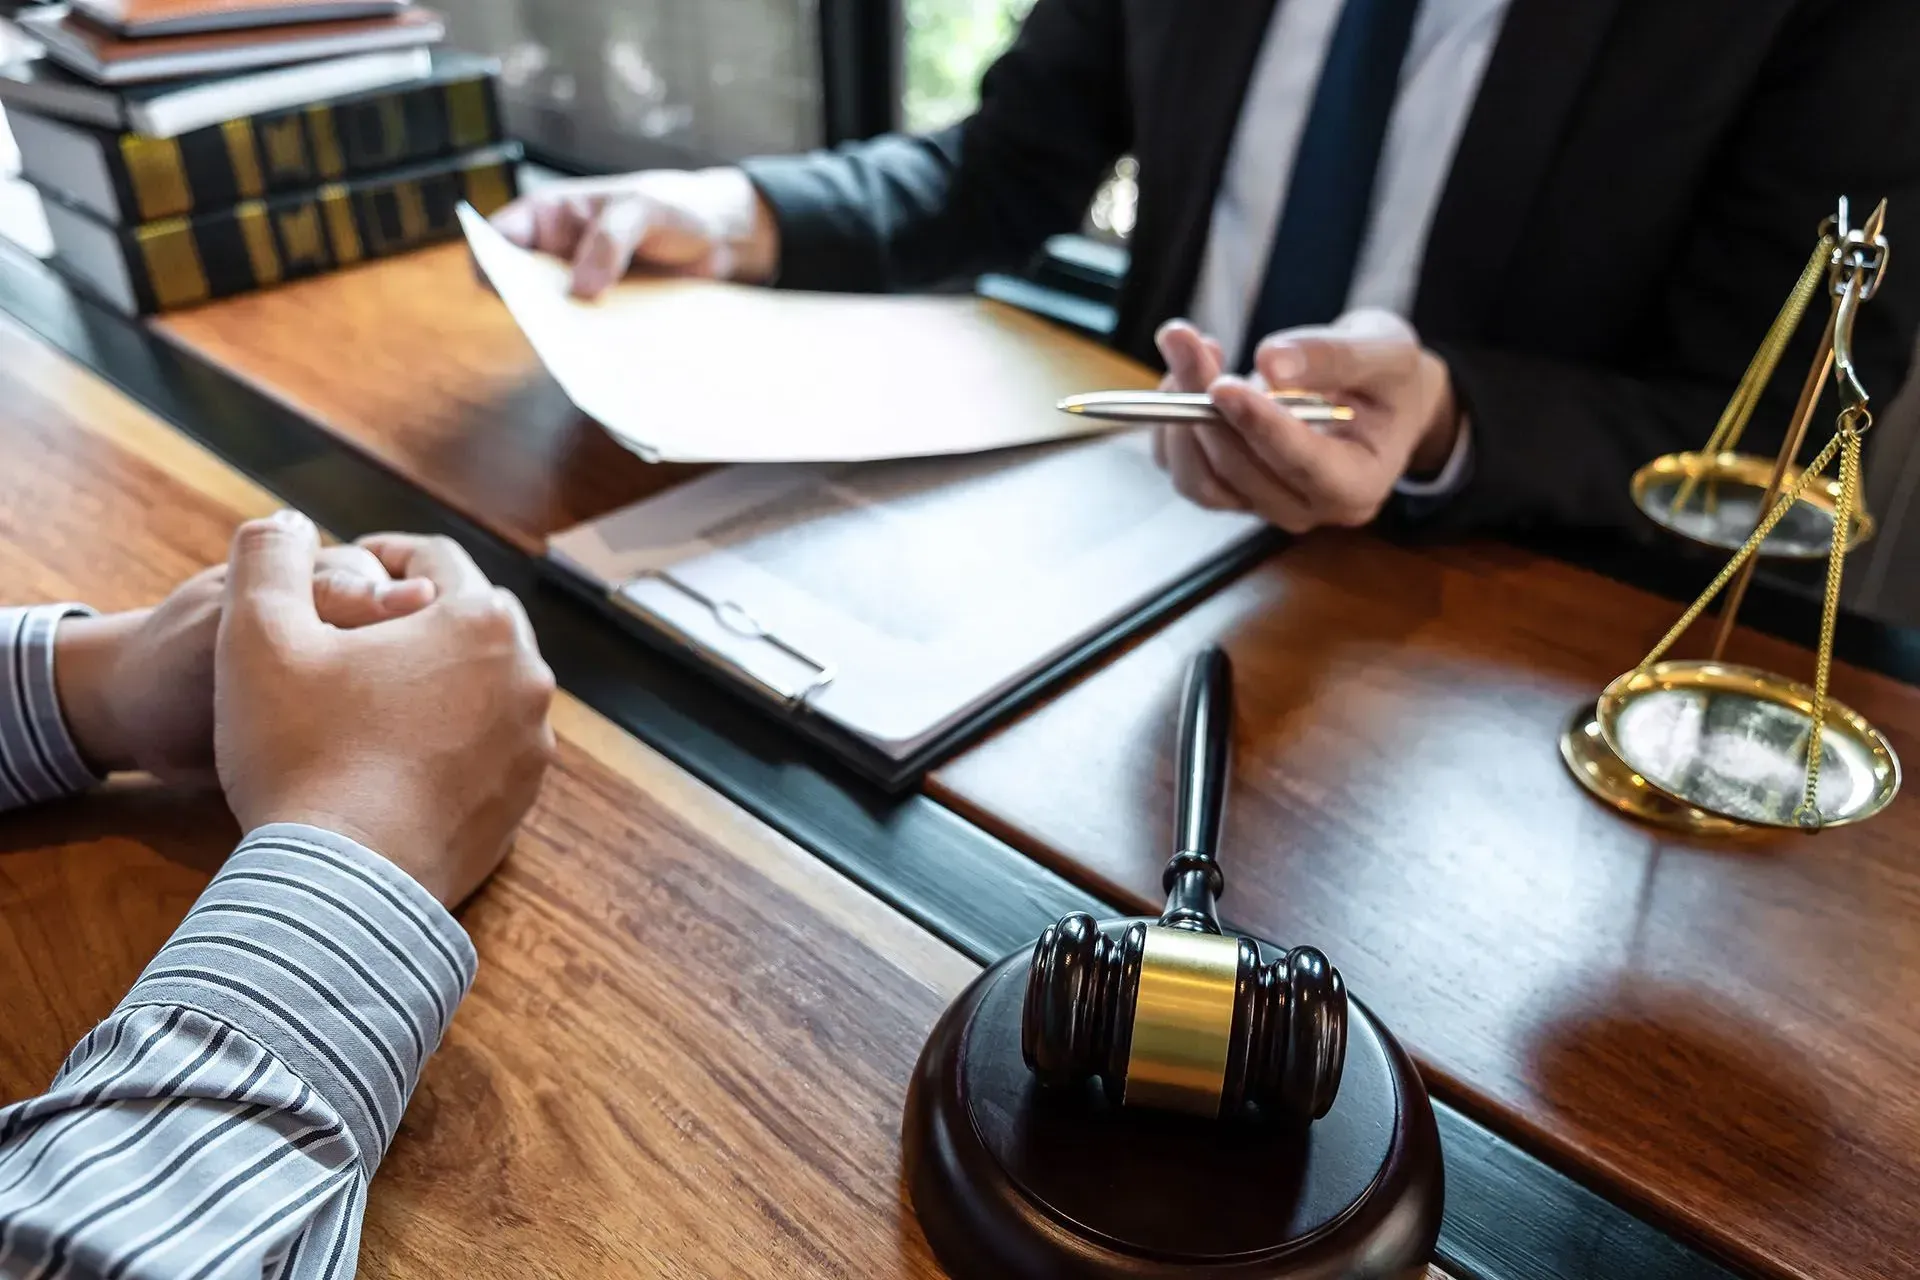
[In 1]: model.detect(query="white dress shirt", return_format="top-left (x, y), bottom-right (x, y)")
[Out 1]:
top-left (1188, 0), bottom-right (1513, 495)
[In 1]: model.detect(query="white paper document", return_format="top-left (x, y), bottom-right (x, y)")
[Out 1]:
top-left (548, 432), bottom-right (1267, 758)
top-left (458, 202), bottom-right (1157, 464)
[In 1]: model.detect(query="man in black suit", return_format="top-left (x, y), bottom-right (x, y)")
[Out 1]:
top-left (493, 0), bottom-right (1920, 537)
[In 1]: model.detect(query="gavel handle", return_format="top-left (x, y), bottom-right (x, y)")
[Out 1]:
top-left (1163, 646), bottom-right (1232, 931)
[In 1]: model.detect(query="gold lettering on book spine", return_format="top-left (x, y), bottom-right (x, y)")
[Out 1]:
top-left (220, 120), bottom-right (265, 199)
top-left (234, 201), bottom-right (282, 286)
top-left (396, 180), bottom-right (429, 242)
top-left (119, 136), bottom-right (192, 221)
top-left (274, 204), bottom-right (329, 270)
top-left (318, 184), bottom-right (363, 264)
top-left (133, 219), bottom-right (209, 310)
top-left (462, 163), bottom-right (513, 215)
top-left (306, 105), bottom-right (345, 179)
top-left (259, 116), bottom-right (311, 182)
top-left (444, 80), bottom-right (491, 148)
top-left (369, 97), bottom-right (409, 166)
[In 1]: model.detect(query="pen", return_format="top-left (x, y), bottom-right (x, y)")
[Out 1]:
top-left (1162, 645), bottom-right (1233, 932)
top-left (1057, 389), bottom-right (1357, 425)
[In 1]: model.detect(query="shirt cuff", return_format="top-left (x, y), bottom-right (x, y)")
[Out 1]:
top-left (0, 604), bottom-right (107, 812)
top-left (119, 822), bottom-right (478, 1174)
top-left (1393, 417), bottom-right (1474, 498)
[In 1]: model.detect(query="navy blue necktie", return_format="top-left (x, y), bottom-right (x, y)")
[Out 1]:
top-left (1238, 0), bottom-right (1422, 368)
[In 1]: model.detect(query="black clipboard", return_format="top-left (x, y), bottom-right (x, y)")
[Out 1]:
top-left (539, 529), bottom-right (1280, 793)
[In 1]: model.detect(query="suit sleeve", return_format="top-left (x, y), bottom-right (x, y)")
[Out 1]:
top-left (0, 605), bottom-right (106, 812)
top-left (0, 824), bottom-right (476, 1280)
top-left (1420, 0), bottom-right (1920, 535)
top-left (739, 0), bottom-right (1133, 292)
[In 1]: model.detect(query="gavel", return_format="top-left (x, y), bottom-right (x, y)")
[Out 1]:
top-left (1020, 647), bottom-right (1348, 1122)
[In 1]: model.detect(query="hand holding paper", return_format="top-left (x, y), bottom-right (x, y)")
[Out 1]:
top-left (458, 203), bottom-right (1156, 465)
top-left (488, 169), bottom-right (780, 296)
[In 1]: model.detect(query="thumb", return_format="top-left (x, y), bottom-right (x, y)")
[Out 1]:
top-left (312, 571), bottom-right (437, 630)
top-left (226, 510), bottom-right (322, 639)
top-left (1253, 313), bottom-right (1419, 397)
top-left (569, 197), bottom-right (651, 298)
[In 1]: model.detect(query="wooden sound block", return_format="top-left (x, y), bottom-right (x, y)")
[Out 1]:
top-left (904, 925), bottom-right (1443, 1279)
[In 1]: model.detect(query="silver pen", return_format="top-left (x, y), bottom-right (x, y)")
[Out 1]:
top-left (1056, 388), bottom-right (1356, 424)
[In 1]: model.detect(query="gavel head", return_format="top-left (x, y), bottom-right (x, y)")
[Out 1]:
top-left (1020, 913), bottom-right (1347, 1123)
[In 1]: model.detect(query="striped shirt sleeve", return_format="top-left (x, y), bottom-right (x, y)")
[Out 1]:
top-left (0, 605), bottom-right (106, 812)
top-left (0, 823), bottom-right (477, 1280)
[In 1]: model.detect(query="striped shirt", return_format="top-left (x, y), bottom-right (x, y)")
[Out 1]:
top-left (0, 605), bottom-right (477, 1279)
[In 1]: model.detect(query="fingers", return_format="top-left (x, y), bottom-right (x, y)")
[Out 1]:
top-left (312, 573), bottom-right (436, 629)
top-left (1188, 423), bottom-right (1317, 533)
top-left (1155, 319), bottom-right (1226, 391)
top-left (1211, 376), bottom-right (1384, 525)
top-left (1211, 378), bottom-right (1346, 492)
top-left (490, 193), bottom-right (590, 258)
top-left (1159, 425), bottom-right (1249, 512)
top-left (492, 585), bottom-right (540, 655)
top-left (490, 196), bottom-right (539, 247)
top-left (1254, 332), bottom-right (1419, 401)
top-left (357, 533), bottom-right (492, 600)
top-left (226, 510), bottom-right (322, 639)
top-left (569, 197), bottom-right (651, 298)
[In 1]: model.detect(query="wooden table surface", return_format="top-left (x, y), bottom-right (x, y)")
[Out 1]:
top-left (932, 533), bottom-right (1920, 1280)
top-left (156, 244), bottom-right (682, 553)
top-left (132, 248), bottom-right (1918, 1280)
top-left (0, 312), bottom-right (976, 1278)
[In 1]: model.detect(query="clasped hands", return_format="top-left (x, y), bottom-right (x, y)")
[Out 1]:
top-left (54, 513), bottom-right (556, 907)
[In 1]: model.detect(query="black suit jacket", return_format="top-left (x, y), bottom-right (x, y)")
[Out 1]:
top-left (741, 0), bottom-right (1920, 534)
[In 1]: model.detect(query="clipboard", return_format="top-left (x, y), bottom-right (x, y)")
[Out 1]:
top-left (543, 433), bottom-right (1278, 790)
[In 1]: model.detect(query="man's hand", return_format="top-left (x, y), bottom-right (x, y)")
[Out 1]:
top-left (1151, 310), bottom-right (1462, 533)
top-left (216, 513), bottom-right (556, 907)
top-left (53, 545), bottom-right (435, 781)
top-left (490, 167), bottom-right (780, 299)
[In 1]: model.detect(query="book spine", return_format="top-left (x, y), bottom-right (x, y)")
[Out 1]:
top-left (110, 73), bottom-right (505, 222)
top-left (121, 146), bottom-right (520, 314)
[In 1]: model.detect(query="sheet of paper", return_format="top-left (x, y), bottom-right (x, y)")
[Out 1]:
top-left (458, 202), bottom-right (1157, 464)
top-left (548, 432), bottom-right (1266, 754)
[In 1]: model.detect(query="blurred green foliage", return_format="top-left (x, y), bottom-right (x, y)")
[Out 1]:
top-left (902, 0), bottom-right (1036, 132)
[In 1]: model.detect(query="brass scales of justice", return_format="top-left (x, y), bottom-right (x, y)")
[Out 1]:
top-left (1562, 196), bottom-right (1903, 834)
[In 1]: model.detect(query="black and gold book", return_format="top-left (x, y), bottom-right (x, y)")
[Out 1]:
top-left (40, 140), bottom-right (521, 314)
top-left (9, 50), bottom-right (502, 223)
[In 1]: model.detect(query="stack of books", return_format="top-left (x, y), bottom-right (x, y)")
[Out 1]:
top-left (0, 0), bottom-right (520, 313)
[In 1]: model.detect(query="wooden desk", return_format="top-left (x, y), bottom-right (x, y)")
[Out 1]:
top-left (932, 533), bottom-right (1920, 1280)
top-left (0, 312), bottom-right (970, 1277)
top-left (0, 307), bottom-right (1461, 1280)
top-left (155, 244), bottom-right (676, 553)
top-left (125, 248), bottom-right (1910, 1278)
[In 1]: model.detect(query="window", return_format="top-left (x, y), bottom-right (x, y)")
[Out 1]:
top-left (437, 0), bottom-right (825, 173)
top-left (901, 0), bottom-right (1034, 133)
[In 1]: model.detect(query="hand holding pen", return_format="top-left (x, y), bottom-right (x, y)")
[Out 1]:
top-left (1099, 314), bottom-right (1465, 534)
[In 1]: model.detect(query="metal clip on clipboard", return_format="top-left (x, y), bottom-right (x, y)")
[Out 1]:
top-left (607, 568), bottom-right (838, 710)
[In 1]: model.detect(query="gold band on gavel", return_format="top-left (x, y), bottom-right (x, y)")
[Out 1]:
top-left (1123, 927), bottom-right (1242, 1117)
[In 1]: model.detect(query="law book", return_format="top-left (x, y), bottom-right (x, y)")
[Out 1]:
top-left (41, 138), bottom-right (519, 313)
top-left (16, 5), bottom-right (444, 84)
top-left (71, 0), bottom-right (408, 37)
top-left (0, 46), bottom-right (434, 137)
top-left (10, 50), bottom-right (500, 221)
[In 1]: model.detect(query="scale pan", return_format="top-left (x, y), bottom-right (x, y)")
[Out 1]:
top-left (1631, 452), bottom-right (1874, 559)
top-left (1558, 703), bottom-right (1746, 835)
top-left (1596, 661), bottom-right (1899, 829)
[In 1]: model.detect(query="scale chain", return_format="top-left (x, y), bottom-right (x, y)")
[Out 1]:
top-left (1633, 431), bottom-right (1845, 674)
top-left (1795, 415), bottom-right (1867, 830)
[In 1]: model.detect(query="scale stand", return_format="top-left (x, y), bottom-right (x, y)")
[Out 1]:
top-left (1564, 196), bottom-right (1902, 833)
